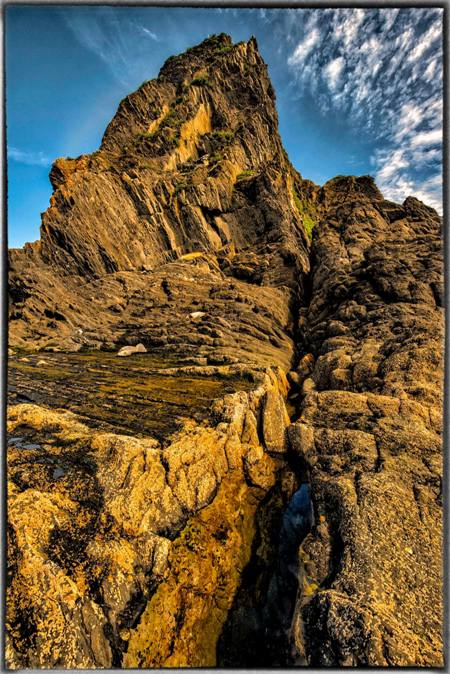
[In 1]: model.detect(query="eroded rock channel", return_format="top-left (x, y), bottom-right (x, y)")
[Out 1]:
top-left (7, 34), bottom-right (444, 667)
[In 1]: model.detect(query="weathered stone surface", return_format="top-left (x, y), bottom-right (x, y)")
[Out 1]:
top-left (8, 34), bottom-right (312, 371)
top-left (289, 178), bottom-right (444, 666)
top-left (6, 33), bottom-right (443, 670)
top-left (262, 385), bottom-right (290, 453)
top-left (6, 369), bottom-right (287, 668)
top-left (7, 34), bottom-right (309, 663)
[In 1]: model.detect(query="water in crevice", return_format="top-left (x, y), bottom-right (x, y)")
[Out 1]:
top-left (217, 467), bottom-right (313, 667)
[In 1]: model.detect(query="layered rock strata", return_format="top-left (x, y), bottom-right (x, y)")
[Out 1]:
top-left (8, 33), bottom-right (312, 365)
top-left (7, 34), bottom-right (444, 668)
top-left (7, 34), bottom-right (310, 668)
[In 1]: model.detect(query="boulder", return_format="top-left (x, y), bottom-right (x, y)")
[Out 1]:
top-left (117, 343), bottom-right (147, 357)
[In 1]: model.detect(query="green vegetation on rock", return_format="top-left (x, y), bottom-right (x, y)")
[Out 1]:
top-left (215, 45), bottom-right (234, 55)
top-left (236, 170), bottom-right (256, 181)
top-left (174, 181), bottom-right (189, 195)
top-left (137, 131), bottom-right (157, 141)
top-left (191, 76), bottom-right (211, 87)
top-left (209, 151), bottom-right (224, 169)
top-left (292, 187), bottom-right (316, 239)
top-left (210, 129), bottom-right (235, 143)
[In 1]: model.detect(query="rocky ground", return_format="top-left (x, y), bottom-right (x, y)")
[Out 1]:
top-left (7, 34), bottom-right (444, 667)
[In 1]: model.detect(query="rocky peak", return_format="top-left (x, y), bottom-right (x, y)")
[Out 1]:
top-left (321, 174), bottom-right (384, 205)
top-left (157, 33), bottom-right (234, 83)
top-left (100, 34), bottom-right (278, 163)
top-left (34, 35), bottom-right (312, 281)
top-left (402, 195), bottom-right (442, 223)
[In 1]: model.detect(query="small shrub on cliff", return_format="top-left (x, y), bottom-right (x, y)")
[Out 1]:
top-left (210, 151), bottom-right (224, 164)
top-left (210, 130), bottom-right (235, 143)
top-left (302, 213), bottom-right (316, 238)
top-left (215, 45), bottom-right (234, 55)
top-left (137, 131), bottom-right (157, 141)
top-left (166, 131), bottom-right (181, 148)
top-left (174, 181), bottom-right (189, 194)
top-left (292, 188), bottom-right (303, 213)
top-left (161, 108), bottom-right (180, 128)
top-left (236, 170), bottom-right (256, 181)
top-left (191, 76), bottom-right (211, 87)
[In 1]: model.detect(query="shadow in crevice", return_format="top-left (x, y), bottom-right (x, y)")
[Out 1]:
top-left (216, 460), bottom-right (313, 667)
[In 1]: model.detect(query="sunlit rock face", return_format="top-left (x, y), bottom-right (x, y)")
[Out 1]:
top-left (8, 33), bottom-right (314, 361)
top-left (289, 181), bottom-right (444, 666)
top-left (7, 34), bottom-right (444, 669)
top-left (6, 368), bottom-right (291, 669)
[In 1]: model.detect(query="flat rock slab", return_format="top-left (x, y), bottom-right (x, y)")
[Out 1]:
top-left (8, 351), bottom-right (258, 442)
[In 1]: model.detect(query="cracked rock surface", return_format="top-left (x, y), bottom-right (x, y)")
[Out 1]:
top-left (289, 178), bottom-right (444, 666)
top-left (7, 34), bottom-right (444, 668)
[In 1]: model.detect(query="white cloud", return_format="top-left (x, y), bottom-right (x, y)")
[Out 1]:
top-left (375, 164), bottom-right (442, 214)
top-left (375, 149), bottom-right (408, 183)
top-left (408, 175), bottom-right (442, 213)
top-left (288, 27), bottom-right (320, 65)
top-left (140, 26), bottom-right (159, 41)
top-left (360, 36), bottom-right (381, 54)
top-left (394, 103), bottom-right (423, 142)
top-left (373, 139), bottom-right (442, 214)
top-left (8, 147), bottom-right (51, 167)
top-left (382, 8), bottom-right (399, 32)
top-left (407, 22), bottom-right (441, 62)
top-left (424, 58), bottom-right (437, 82)
top-left (285, 7), bottom-right (443, 209)
top-left (411, 129), bottom-right (442, 147)
top-left (334, 9), bottom-right (365, 48)
top-left (410, 146), bottom-right (440, 165)
top-left (325, 56), bottom-right (345, 90)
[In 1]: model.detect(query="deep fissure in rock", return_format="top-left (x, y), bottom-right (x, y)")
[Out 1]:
top-left (217, 449), bottom-right (313, 666)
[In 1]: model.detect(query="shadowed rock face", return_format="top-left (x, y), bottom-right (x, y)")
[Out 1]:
top-left (7, 34), bottom-right (444, 669)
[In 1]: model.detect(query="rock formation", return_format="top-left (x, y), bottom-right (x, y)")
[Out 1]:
top-left (7, 34), bottom-right (444, 668)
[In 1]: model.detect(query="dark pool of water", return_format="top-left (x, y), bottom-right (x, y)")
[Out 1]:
top-left (279, 483), bottom-right (314, 571)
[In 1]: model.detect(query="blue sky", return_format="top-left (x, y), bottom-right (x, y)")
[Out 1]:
top-left (6, 6), bottom-right (443, 248)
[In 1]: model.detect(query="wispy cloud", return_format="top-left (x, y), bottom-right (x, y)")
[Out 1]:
top-left (287, 27), bottom-right (320, 66)
top-left (60, 7), bottom-right (160, 86)
top-left (8, 147), bottom-right (51, 167)
top-left (325, 56), bottom-right (345, 91)
top-left (56, 6), bottom-right (443, 213)
top-left (373, 165), bottom-right (442, 213)
top-left (140, 26), bottom-right (159, 41)
top-left (410, 129), bottom-right (441, 147)
top-left (284, 8), bottom-right (443, 211)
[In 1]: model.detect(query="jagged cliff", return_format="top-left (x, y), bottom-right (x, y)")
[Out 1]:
top-left (9, 33), bottom-right (313, 366)
top-left (7, 34), bottom-right (444, 668)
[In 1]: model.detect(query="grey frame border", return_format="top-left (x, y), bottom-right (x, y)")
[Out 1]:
top-left (0, 1), bottom-right (448, 672)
